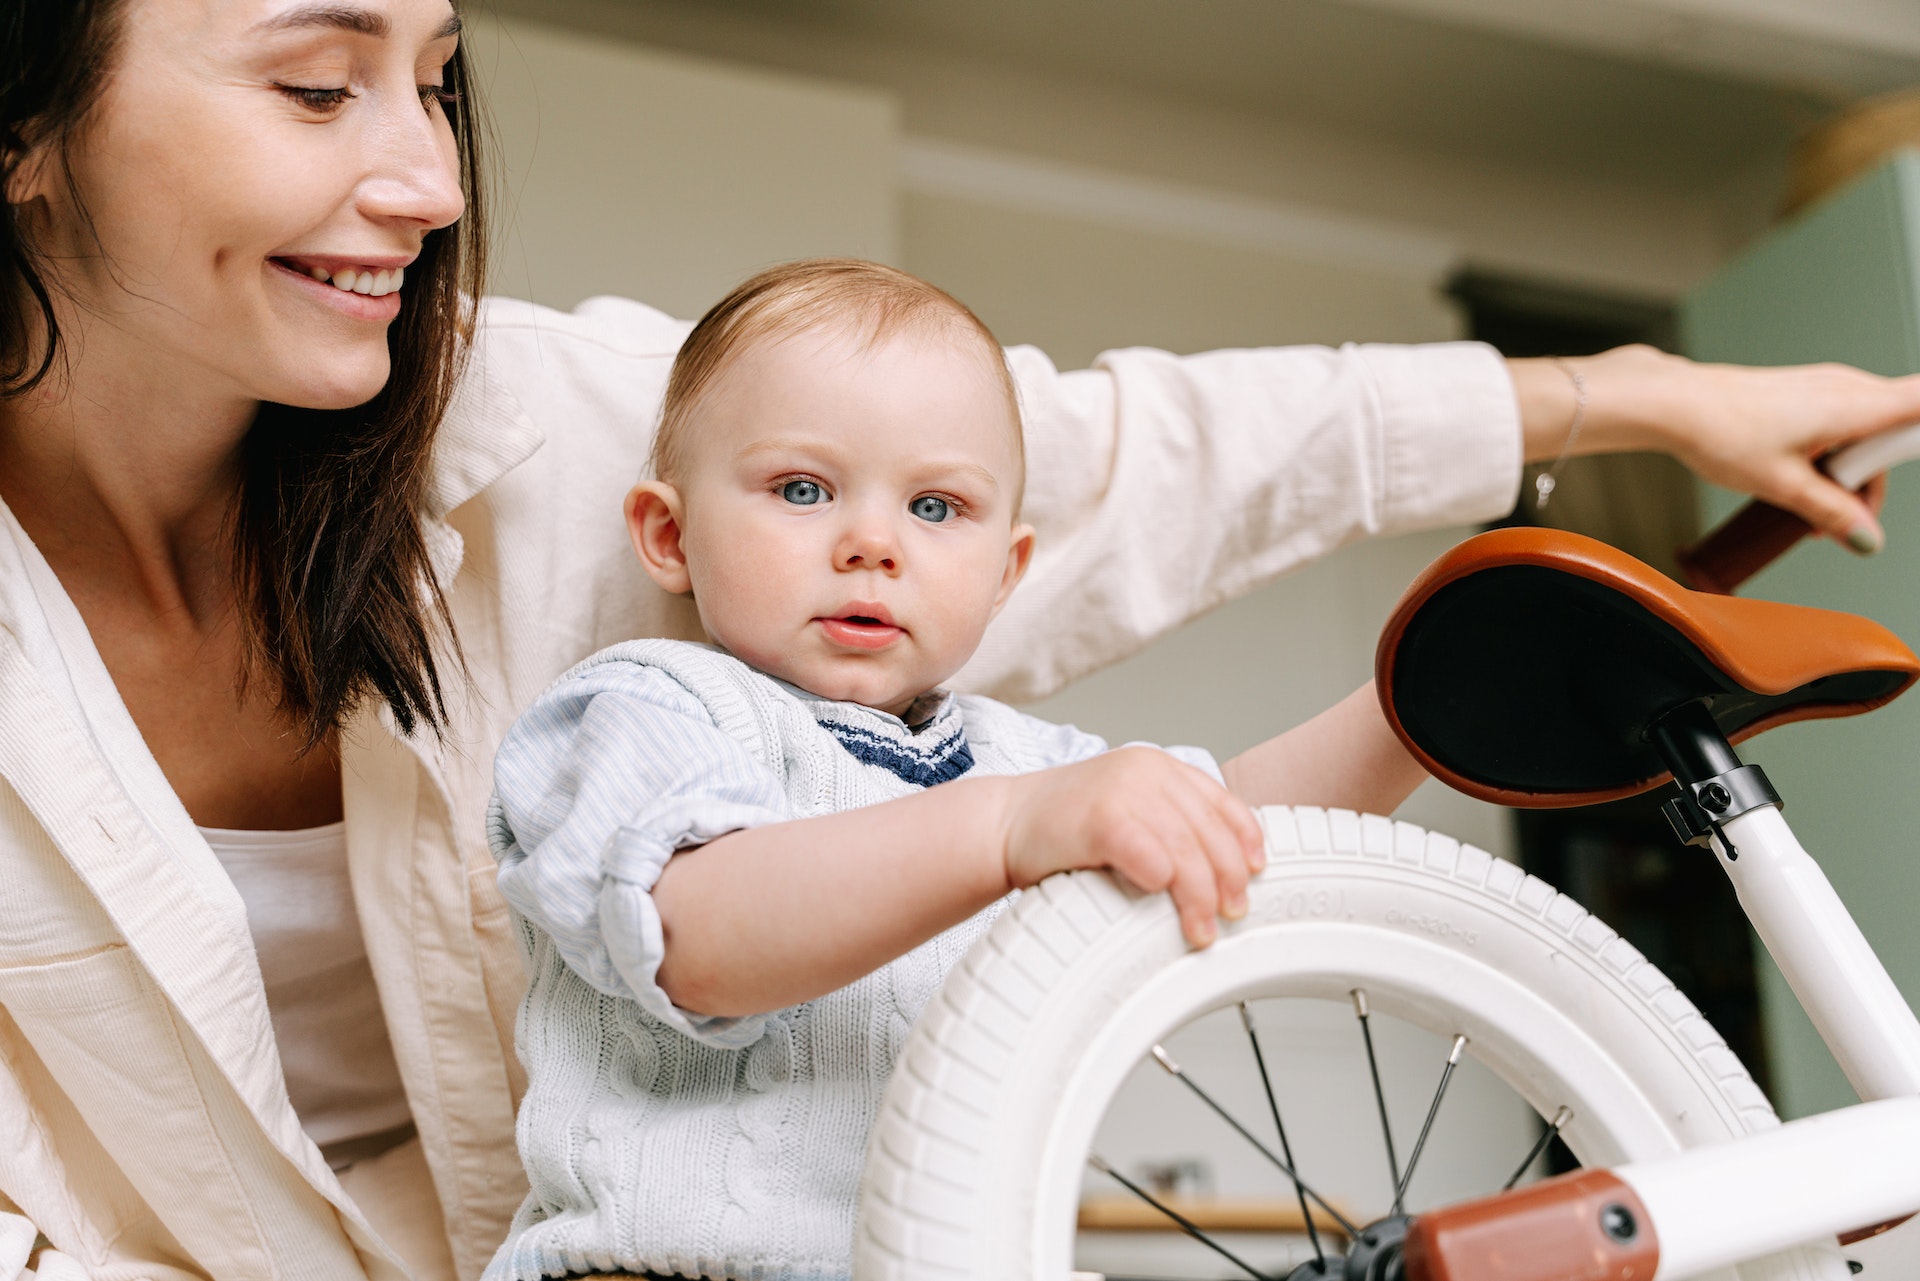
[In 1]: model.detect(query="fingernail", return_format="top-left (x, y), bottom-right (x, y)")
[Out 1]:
top-left (1249, 848), bottom-right (1268, 873)
top-left (1192, 919), bottom-right (1216, 947)
top-left (1223, 894), bottom-right (1248, 921)
top-left (1846, 524), bottom-right (1884, 555)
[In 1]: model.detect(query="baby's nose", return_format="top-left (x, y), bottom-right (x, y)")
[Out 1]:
top-left (842, 548), bottom-right (898, 571)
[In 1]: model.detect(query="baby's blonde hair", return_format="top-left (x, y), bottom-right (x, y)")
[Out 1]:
top-left (651, 259), bottom-right (1024, 505)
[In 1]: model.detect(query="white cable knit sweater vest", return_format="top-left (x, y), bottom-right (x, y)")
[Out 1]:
top-left (485, 641), bottom-right (1189, 1281)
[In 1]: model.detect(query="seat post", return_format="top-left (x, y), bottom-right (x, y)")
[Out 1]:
top-left (1649, 702), bottom-right (1920, 1099)
top-left (1646, 701), bottom-right (1782, 852)
top-left (1646, 700), bottom-right (1742, 786)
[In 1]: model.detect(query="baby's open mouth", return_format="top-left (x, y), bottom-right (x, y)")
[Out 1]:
top-left (821, 607), bottom-right (903, 650)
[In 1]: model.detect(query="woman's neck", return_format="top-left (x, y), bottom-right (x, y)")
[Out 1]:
top-left (0, 314), bottom-right (259, 621)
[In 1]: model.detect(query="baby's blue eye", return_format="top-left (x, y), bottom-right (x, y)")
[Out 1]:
top-left (910, 495), bottom-right (952, 523)
top-left (781, 479), bottom-right (824, 506)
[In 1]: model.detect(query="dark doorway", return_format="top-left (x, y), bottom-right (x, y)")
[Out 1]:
top-left (1447, 269), bottom-right (1773, 1172)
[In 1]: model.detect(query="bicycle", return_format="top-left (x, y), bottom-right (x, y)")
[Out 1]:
top-left (851, 424), bottom-right (1920, 1281)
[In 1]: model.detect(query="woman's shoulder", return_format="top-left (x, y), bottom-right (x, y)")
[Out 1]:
top-left (471, 295), bottom-right (694, 378)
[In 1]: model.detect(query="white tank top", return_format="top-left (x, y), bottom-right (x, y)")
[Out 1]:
top-left (197, 822), bottom-right (413, 1168)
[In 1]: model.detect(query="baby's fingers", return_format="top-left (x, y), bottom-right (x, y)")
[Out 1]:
top-left (1164, 839), bottom-right (1224, 947)
top-left (1168, 783), bottom-right (1255, 923)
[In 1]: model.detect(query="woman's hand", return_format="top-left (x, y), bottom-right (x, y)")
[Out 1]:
top-left (1511, 345), bottom-right (1920, 552)
top-left (997, 748), bottom-right (1265, 948)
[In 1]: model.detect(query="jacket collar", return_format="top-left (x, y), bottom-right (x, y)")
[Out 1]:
top-left (426, 340), bottom-right (547, 523)
top-left (414, 338), bottom-right (547, 600)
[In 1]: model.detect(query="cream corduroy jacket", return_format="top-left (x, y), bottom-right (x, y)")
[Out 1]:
top-left (0, 296), bottom-right (1519, 1281)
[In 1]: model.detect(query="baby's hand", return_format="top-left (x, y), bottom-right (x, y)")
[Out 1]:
top-left (998, 747), bottom-right (1266, 947)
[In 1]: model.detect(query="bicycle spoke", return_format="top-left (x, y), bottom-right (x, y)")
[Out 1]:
top-left (1350, 989), bottom-right (1403, 1205)
top-left (1088, 1155), bottom-right (1277, 1281)
top-left (1150, 1045), bottom-right (1361, 1238)
top-left (1238, 1003), bottom-right (1326, 1268)
top-left (1502, 1106), bottom-right (1574, 1191)
top-left (1392, 1034), bottom-right (1467, 1215)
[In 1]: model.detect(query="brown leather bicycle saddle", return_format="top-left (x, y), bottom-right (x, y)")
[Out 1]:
top-left (1376, 527), bottom-right (1920, 808)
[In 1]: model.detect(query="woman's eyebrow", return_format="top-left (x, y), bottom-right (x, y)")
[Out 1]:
top-left (252, 6), bottom-right (462, 39)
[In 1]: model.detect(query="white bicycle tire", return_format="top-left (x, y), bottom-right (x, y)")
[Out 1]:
top-left (855, 806), bottom-right (1848, 1281)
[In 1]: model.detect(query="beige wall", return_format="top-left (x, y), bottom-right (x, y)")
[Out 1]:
top-left (903, 194), bottom-right (1462, 363)
top-left (466, 15), bottom-right (898, 319)
top-left (488, 0), bottom-right (1755, 298)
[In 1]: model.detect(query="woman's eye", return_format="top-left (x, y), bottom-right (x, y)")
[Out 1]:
top-left (909, 495), bottom-right (952, 523)
top-left (277, 84), bottom-right (355, 113)
top-left (419, 83), bottom-right (461, 114)
top-left (781, 479), bottom-right (825, 506)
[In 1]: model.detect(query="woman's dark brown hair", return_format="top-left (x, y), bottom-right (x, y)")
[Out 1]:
top-left (1, 0), bottom-right (488, 746)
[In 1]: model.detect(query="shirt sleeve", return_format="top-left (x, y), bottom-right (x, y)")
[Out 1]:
top-left (958, 340), bottom-right (1522, 702)
top-left (490, 661), bottom-right (788, 1048)
top-left (982, 699), bottom-right (1224, 785)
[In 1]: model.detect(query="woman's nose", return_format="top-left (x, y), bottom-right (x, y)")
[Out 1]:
top-left (357, 91), bottom-right (466, 233)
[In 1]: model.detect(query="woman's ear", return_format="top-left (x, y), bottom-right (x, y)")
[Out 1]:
top-left (989, 523), bottom-right (1037, 618)
top-left (5, 141), bottom-right (55, 210)
top-left (625, 480), bottom-right (693, 594)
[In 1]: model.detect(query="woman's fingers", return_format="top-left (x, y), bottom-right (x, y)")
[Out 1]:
top-left (1779, 463), bottom-right (1884, 552)
top-left (1646, 354), bottom-right (1920, 543)
top-left (1862, 471), bottom-right (1889, 518)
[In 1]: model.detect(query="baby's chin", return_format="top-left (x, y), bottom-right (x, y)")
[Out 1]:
top-left (768, 661), bottom-right (930, 718)
top-left (709, 632), bottom-right (950, 715)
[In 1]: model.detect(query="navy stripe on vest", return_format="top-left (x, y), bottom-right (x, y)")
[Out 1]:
top-left (824, 721), bottom-right (975, 787)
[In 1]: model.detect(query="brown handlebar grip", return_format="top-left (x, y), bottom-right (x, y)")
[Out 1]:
top-left (1675, 498), bottom-right (1815, 595)
top-left (1401, 1168), bottom-right (1658, 1281)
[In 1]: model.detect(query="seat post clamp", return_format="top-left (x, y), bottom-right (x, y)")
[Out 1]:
top-left (1662, 763), bottom-right (1782, 849)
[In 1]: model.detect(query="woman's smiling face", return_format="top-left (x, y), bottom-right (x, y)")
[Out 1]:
top-left (16, 0), bottom-right (465, 411)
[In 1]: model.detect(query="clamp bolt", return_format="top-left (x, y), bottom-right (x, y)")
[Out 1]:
top-left (1697, 782), bottom-right (1733, 814)
top-left (1600, 1203), bottom-right (1638, 1243)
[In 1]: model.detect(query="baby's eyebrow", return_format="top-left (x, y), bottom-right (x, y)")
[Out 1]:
top-left (736, 437), bottom-right (831, 461)
top-left (916, 461), bottom-right (1002, 493)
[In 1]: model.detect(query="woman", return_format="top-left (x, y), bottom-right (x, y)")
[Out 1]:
top-left (1, 2), bottom-right (1915, 1280)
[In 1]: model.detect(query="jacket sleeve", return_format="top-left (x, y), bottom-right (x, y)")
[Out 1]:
top-left (958, 340), bottom-right (1522, 701)
top-left (0, 1202), bottom-right (86, 1281)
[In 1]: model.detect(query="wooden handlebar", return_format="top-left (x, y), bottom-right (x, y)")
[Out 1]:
top-left (1675, 498), bottom-right (1817, 595)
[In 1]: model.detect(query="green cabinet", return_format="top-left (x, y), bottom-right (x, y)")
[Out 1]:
top-left (1680, 150), bottom-right (1920, 1118)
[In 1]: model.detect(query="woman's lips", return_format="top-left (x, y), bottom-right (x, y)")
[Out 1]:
top-left (820, 616), bottom-right (904, 650)
top-left (269, 257), bottom-right (402, 322)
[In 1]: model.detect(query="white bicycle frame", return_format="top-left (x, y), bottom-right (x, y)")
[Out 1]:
top-left (1594, 805), bottom-right (1920, 1279)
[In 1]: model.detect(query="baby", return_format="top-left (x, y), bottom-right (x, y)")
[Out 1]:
top-left (484, 259), bottom-right (1426, 1281)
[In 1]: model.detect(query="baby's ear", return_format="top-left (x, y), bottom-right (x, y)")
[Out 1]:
top-left (625, 481), bottom-right (693, 594)
top-left (991, 522), bottom-right (1037, 617)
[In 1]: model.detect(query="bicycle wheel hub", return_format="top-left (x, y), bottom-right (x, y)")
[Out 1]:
top-left (1341, 1215), bottom-right (1410, 1281)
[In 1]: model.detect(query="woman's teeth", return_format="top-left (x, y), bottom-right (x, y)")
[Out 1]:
top-left (305, 264), bottom-right (405, 297)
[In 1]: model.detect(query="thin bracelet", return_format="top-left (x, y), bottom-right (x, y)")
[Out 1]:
top-left (1533, 356), bottom-right (1588, 510)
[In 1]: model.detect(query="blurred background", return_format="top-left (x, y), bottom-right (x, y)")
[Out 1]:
top-left (461, 1), bottom-right (1920, 1271)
